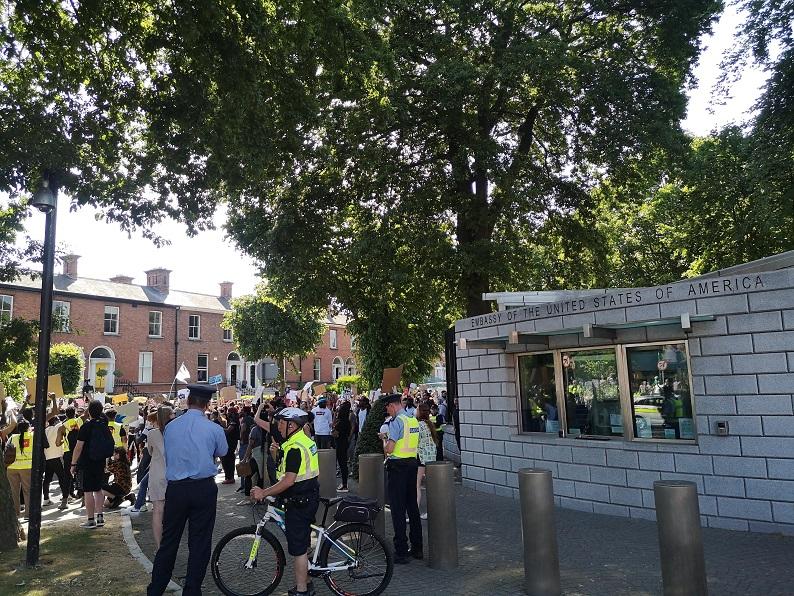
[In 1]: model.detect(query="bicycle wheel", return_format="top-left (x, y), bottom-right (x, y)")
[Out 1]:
top-left (319, 522), bottom-right (394, 596)
top-left (211, 525), bottom-right (285, 596)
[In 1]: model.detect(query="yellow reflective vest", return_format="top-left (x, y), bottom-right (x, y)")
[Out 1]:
top-left (391, 413), bottom-right (420, 459)
top-left (108, 420), bottom-right (123, 448)
top-left (62, 418), bottom-right (82, 453)
top-left (277, 430), bottom-right (319, 483)
top-left (8, 432), bottom-right (33, 470)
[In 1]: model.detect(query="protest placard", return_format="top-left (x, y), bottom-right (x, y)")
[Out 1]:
top-left (24, 374), bottom-right (65, 401)
top-left (219, 386), bottom-right (237, 403)
top-left (112, 393), bottom-right (129, 405)
top-left (380, 365), bottom-right (404, 393)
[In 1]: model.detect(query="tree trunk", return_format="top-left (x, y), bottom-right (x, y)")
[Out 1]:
top-left (456, 186), bottom-right (497, 317)
top-left (0, 460), bottom-right (21, 552)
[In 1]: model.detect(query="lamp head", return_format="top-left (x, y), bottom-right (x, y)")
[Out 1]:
top-left (31, 181), bottom-right (56, 213)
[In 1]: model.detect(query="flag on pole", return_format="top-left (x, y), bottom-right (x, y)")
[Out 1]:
top-left (176, 362), bottom-right (190, 383)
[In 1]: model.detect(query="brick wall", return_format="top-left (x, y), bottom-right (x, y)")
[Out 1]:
top-left (285, 325), bottom-right (355, 385)
top-left (454, 266), bottom-right (794, 534)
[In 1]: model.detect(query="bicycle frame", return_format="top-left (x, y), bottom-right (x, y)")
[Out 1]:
top-left (246, 502), bottom-right (360, 574)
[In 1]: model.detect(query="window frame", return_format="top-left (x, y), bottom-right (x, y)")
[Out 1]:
top-left (52, 300), bottom-right (71, 333)
top-left (138, 351), bottom-right (153, 384)
top-left (197, 353), bottom-right (209, 383)
top-left (104, 305), bottom-right (120, 335)
top-left (148, 310), bottom-right (163, 338)
top-left (0, 294), bottom-right (13, 322)
top-left (223, 328), bottom-right (233, 342)
top-left (515, 340), bottom-right (696, 444)
top-left (188, 314), bottom-right (201, 340)
top-left (313, 358), bottom-right (321, 381)
top-left (329, 328), bottom-right (338, 349)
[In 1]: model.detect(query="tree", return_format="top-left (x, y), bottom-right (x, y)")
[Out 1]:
top-left (49, 342), bottom-right (85, 395)
top-left (223, 287), bottom-right (325, 392)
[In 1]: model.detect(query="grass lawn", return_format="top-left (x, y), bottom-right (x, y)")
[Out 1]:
top-left (0, 514), bottom-right (151, 595)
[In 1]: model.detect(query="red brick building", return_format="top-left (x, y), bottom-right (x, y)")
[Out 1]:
top-left (0, 255), bottom-right (354, 395)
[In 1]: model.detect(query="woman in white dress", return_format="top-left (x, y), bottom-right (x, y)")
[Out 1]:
top-left (415, 403), bottom-right (439, 520)
top-left (148, 405), bottom-right (174, 549)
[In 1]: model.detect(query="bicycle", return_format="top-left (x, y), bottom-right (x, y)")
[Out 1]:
top-left (211, 495), bottom-right (394, 596)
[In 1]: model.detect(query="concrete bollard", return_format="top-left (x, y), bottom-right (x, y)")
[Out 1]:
top-left (518, 469), bottom-right (561, 596)
top-left (318, 449), bottom-right (337, 511)
top-left (358, 453), bottom-right (386, 536)
top-left (653, 480), bottom-right (708, 596)
top-left (426, 461), bottom-right (458, 569)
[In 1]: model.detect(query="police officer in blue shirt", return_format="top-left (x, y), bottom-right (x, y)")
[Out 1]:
top-left (147, 384), bottom-right (228, 596)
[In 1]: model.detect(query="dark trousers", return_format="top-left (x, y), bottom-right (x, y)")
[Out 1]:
top-left (335, 437), bottom-right (349, 487)
top-left (43, 457), bottom-right (69, 500)
top-left (315, 435), bottom-right (333, 450)
top-left (221, 451), bottom-right (235, 481)
top-left (147, 478), bottom-right (218, 596)
top-left (62, 450), bottom-right (75, 496)
top-left (436, 435), bottom-right (445, 461)
top-left (387, 458), bottom-right (422, 557)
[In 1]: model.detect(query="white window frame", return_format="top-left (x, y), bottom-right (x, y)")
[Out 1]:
top-left (332, 356), bottom-right (344, 379)
top-left (53, 300), bottom-right (71, 332)
top-left (188, 314), bottom-right (201, 340)
top-left (104, 305), bottom-right (119, 335)
top-left (138, 351), bottom-right (153, 384)
top-left (313, 358), bottom-right (321, 381)
top-left (223, 328), bottom-right (233, 342)
top-left (148, 310), bottom-right (163, 338)
top-left (0, 294), bottom-right (13, 322)
top-left (345, 358), bottom-right (356, 376)
top-left (330, 329), bottom-right (338, 349)
top-left (197, 353), bottom-right (209, 382)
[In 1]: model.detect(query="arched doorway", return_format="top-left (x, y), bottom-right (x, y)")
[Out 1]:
top-left (332, 357), bottom-right (344, 380)
top-left (345, 357), bottom-right (357, 376)
top-left (89, 346), bottom-right (116, 393)
top-left (227, 352), bottom-right (242, 386)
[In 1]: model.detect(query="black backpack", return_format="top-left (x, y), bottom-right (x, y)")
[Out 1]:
top-left (87, 420), bottom-right (115, 462)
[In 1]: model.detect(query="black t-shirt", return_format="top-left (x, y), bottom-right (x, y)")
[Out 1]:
top-left (281, 443), bottom-right (319, 498)
top-left (240, 415), bottom-right (254, 444)
top-left (76, 418), bottom-right (106, 467)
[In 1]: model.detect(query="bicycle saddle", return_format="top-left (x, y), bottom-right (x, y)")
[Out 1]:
top-left (319, 496), bottom-right (344, 506)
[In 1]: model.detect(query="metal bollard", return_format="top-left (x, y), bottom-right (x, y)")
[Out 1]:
top-left (654, 480), bottom-right (708, 596)
top-left (426, 461), bottom-right (458, 569)
top-left (358, 453), bottom-right (386, 536)
top-left (318, 449), bottom-right (337, 503)
top-left (518, 469), bottom-right (561, 596)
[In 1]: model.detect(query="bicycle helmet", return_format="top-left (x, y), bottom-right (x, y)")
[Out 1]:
top-left (273, 407), bottom-right (308, 426)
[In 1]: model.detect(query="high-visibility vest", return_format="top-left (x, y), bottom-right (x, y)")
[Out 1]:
top-left (62, 418), bottom-right (83, 453)
top-left (8, 432), bottom-right (33, 470)
top-left (392, 413), bottom-right (420, 459)
top-left (108, 421), bottom-right (123, 447)
top-left (673, 397), bottom-right (684, 418)
top-left (432, 415), bottom-right (444, 435)
top-left (277, 430), bottom-right (319, 483)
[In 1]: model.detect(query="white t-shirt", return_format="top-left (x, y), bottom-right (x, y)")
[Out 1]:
top-left (44, 423), bottom-right (64, 460)
top-left (358, 409), bottom-right (368, 433)
top-left (312, 406), bottom-right (332, 435)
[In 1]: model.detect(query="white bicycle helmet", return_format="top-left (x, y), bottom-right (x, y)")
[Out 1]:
top-left (273, 407), bottom-right (308, 425)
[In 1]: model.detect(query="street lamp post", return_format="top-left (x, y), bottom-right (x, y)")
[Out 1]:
top-left (26, 179), bottom-right (58, 567)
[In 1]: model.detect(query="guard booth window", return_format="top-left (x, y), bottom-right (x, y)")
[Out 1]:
top-left (517, 353), bottom-right (559, 433)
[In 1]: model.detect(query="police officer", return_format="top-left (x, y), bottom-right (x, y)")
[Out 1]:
top-left (251, 407), bottom-right (319, 596)
top-left (147, 384), bottom-right (228, 596)
top-left (380, 393), bottom-right (423, 564)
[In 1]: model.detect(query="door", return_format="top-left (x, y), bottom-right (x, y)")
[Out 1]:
top-left (249, 364), bottom-right (256, 388)
top-left (230, 365), bottom-right (238, 386)
top-left (95, 362), bottom-right (108, 391)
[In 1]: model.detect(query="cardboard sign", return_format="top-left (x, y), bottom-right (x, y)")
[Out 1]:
top-left (25, 374), bottom-right (65, 400)
top-left (380, 365), bottom-right (404, 393)
top-left (112, 393), bottom-right (129, 405)
top-left (117, 401), bottom-right (139, 423)
top-left (219, 386), bottom-right (237, 403)
top-left (313, 384), bottom-right (326, 396)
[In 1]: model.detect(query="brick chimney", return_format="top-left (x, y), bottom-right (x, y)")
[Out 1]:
top-left (110, 275), bottom-right (134, 285)
top-left (145, 268), bottom-right (171, 293)
top-left (219, 281), bottom-right (233, 299)
top-left (62, 254), bottom-right (80, 279)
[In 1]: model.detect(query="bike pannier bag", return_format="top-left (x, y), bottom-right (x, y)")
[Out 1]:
top-left (334, 496), bottom-right (380, 523)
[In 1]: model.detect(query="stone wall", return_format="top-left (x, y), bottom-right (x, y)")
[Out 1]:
top-left (454, 266), bottom-right (794, 534)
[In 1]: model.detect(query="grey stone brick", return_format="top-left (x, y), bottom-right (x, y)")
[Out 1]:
top-left (732, 353), bottom-right (789, 374)
top-left (767, 459), bottom-right (794, 479)
top-left (461, 451), bottom-right (474, 465)
top-left (701, 334), bottom-right (754, 355)
top-left (501, 382), bottom-right (517, 397)
top-left (697, 294), bottom-right (749, 316)
top-left (660, 472), bottom-right (704, 492)
top-left (590, 466), bottom-right (627, 486)
top-left (506, 473), bottom-right (519, 489)
top-left (691, 356), bottom-right (732, 375)
top-left (626, 469), bottom-right (661, 489)
top-left (542, 445), bottom-right (573, 463)
top-left (789, 352), bottom-right (794, 371)
top-left (638, 452), bottom-right (675, 471)
top-left (558, 463), bottom-right (590, 481)
top-left (745, 478), bottom-right (794, 502)
top-left (479, 382), bottom-right (502, 397)
top-left (609, 486), bottom-right (643, 507)
top-left (736, 395), bottom-right (793, 415)
top-left (511, 457), bottom-right (529, 472)
top-left (479, 354), bottom-right (506, 368)
top-left (481, 411), bottom-right (503, 425)
top-left (595, 309), bottom-right (627, 325)
top-left (552, 479), bottom-right (576, 497)
top-left (472, 425), bottom-right (491, 439)
top-left (757, 373), bottom-right (794, 394)
top-left (574, 482), bottom-right (610, 502)
top-left (660, 300), bottom-right (697, 318)
top-left (642, 489), bottom-right (655, 508)
top-left (717, 497), bottom-right (773, 521)
top-left (691, 317), bottom-right (729, 336)
top-left (487, 368), bottom-right (514, 383)
top-left (773, 502), bottom-right (794, 524)
top-left (562, 312), bottom-right (596, 328)
top-left (704, 475), bottom-right (745, 497)
top-left (459, 383), bottom-right (481, 397)
top-left (646, 324), bottom-right (687, 342)
top-left (675, 454), bottom-right (714, 474)
top-left (689, 338), bottom-right (701, 356)
top-left (705, 375), bottom-right (758, 395)
top-left (750, 289), bottom-right (794, 312)
top-left (482, 439), bottom-right (505, 455)
top-left (729, 312), bottom-right (784, 333)
top-left (459, 356), bottom-right (479, 370)
top-left (748, 521), bottom-right (794, 536)
top-left (697, 435), bottom-right (742, 456)
top-left (741, 436), bottom-right (794, 457)
top-left (469, 369), bottom-right (489, 383)
top-left (457, 397), bottom-right (472, 410)
top-left (559, 497), bottom-right (594, 513)
top-left (492, 455), bottom-right (512, 471)
top-left (629, 507), bottom-right (657, 521)
top-left (473, 453), bottom-right (493, 468)
top-left (461, 411), bottom-right (482, 424)
top-left (535, 316), bottom-right (564, 332)
top-left (522, 443), bottom-right (543, 459)
top-left (708, 516), bottom-right (749, 531)
top-left (485, 468), bottom-right (507, 485)
top-left (459, 423), bottom-right (474, 437)
top-left (593, 502), bottom-right (630, 517)
top-left (489, 397), bottom-right (514, 411)
top-left (699, 495), bottom-right (718, 516)
top-left (502, 411), bottom-right (518, 427)
top-left (606, 450), bottom-right (639, 469)
top-left (695, 396), bottom-right (736, 414)
top-left (463, 437), bottom-right (484, 452)
top-left (762, 416), bottom-right (794, 436)
top-left (571, 447), bottom-right (607, 466)
top-left (457, 370), bottom-right (470, 383)
top-left (626, 304), bottom-right (662, 323)
top-left (515, 320), bottom-right (536, 333)
top-left (753, 331), bottom-right (794, 353)
top-left (719, 415), bottom-right (762, 435)
top-left (504, 441), bottom-right (524, 458)
top-left (464, 466), bottom-right (486, 481)
top-left (785, 310), bottom-right (794, 330)
top-left (693, 375), bottom-right (706, 395)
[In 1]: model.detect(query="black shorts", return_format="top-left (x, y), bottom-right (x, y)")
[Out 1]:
top-left (284, 492), bottom-right (320, 556)
top-left (103, 483), bottom-right (126, 497)
top-left (80, 461), bottom-right (106, 492)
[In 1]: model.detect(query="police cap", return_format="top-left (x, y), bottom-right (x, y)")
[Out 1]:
top-left (378, 393), bottom-right (402, 405)
top-left (187, 384), bottom-right (217, 401)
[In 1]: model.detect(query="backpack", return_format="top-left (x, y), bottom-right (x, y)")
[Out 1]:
top-left (87, 420), bottom-right (115, 462)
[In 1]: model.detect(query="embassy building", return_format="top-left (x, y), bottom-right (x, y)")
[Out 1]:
top-left (452, 251), bottom-right (794, 534)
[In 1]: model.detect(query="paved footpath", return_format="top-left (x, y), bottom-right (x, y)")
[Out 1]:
top-left (130, 474), bottom-right (794, 596)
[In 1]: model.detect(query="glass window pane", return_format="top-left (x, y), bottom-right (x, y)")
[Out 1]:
top-left (562, 349), bottom-right (621, 437)
top-left (628, 343), bottom-right (694, 440)
top-left (518, 353), bottom-right (559, 433)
